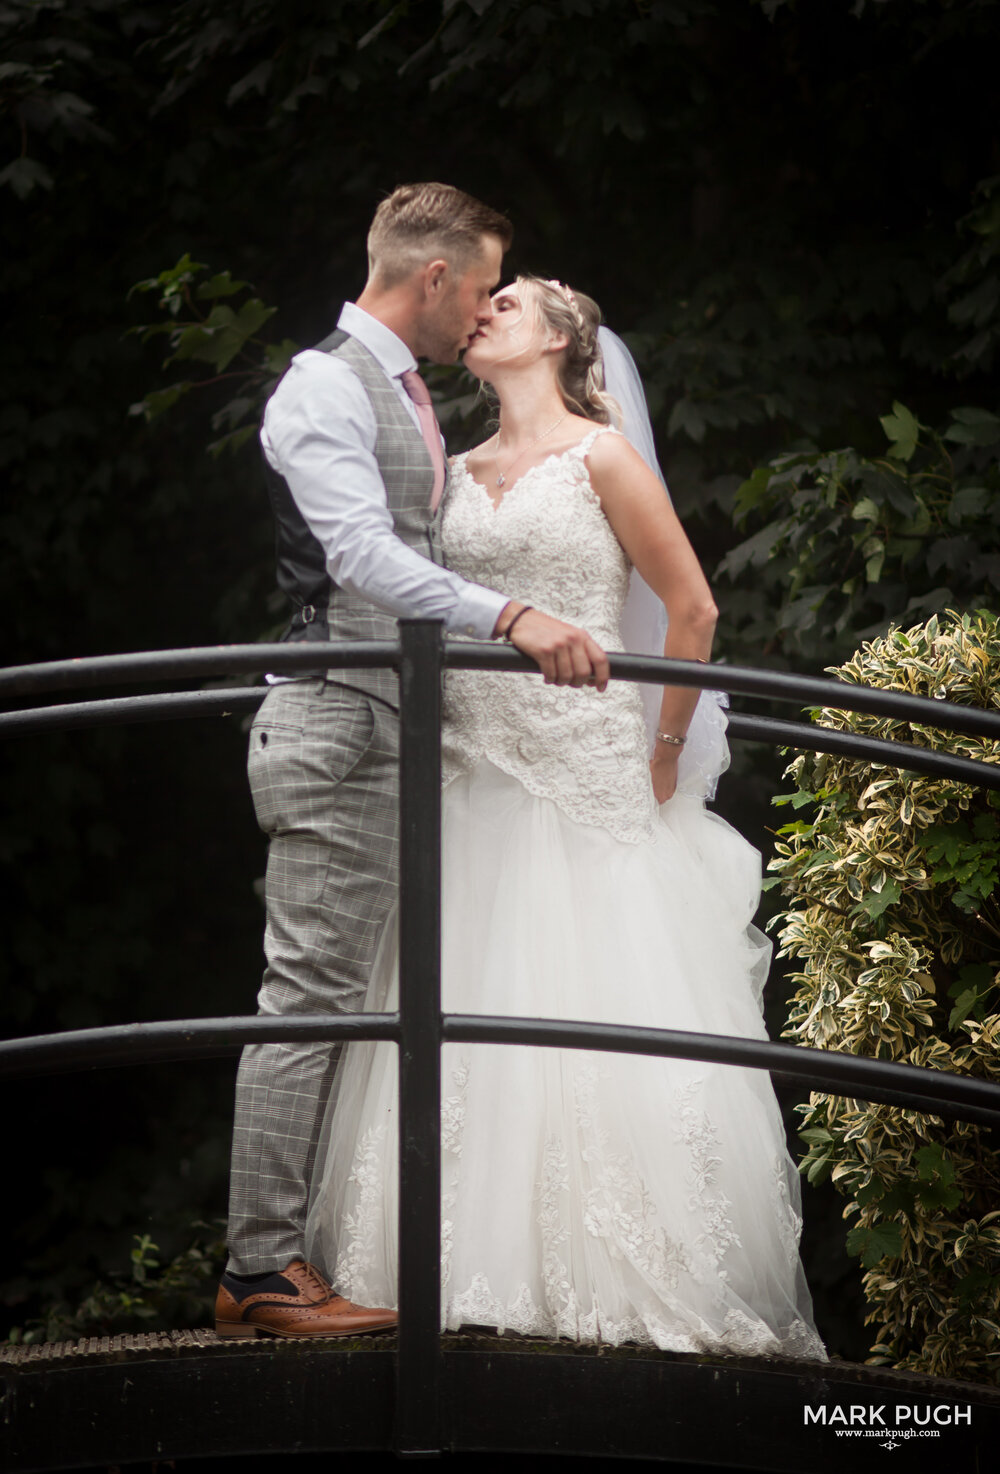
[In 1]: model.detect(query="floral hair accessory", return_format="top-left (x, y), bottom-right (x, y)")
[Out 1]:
top-left (546, 278), bottom-right (577, 307)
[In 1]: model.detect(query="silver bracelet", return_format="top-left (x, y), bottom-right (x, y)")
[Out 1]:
top-left (655, 730), bottom-right (686, 748)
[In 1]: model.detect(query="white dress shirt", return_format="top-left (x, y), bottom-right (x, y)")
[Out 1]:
top-left (260, 301), bottom-right (507, 639)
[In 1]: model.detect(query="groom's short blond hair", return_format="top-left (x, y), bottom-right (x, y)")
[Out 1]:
top-left (367, 183), bottom-right (512, 288)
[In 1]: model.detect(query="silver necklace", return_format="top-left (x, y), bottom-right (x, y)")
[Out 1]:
top-left (493, 411), bottom-right (568, 487)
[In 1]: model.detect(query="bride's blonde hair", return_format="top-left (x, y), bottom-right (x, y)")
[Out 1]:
top-left (521, 275), bottom-right (621, 427)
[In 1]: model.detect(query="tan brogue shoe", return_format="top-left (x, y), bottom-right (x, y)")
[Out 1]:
top-left (215, 1258), bottom-right (397, 1339)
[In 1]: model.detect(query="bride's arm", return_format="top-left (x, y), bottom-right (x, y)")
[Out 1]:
top-left (587, 433), bottom-right (718, 802)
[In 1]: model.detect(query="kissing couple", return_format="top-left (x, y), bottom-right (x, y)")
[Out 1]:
top-left (215, 182), bottom-right (825, 1361)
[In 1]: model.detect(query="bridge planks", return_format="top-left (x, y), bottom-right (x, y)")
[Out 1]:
top-left (3, 1331), bottom-right (999, 1471)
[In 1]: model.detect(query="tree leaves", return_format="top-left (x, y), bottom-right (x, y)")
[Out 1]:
top-left (944, 407), bottom-right (1000, 447)
top-left (922, 815), bottom-right (1000, 912)
top-left (857, 879), bottom-right (901, 922)
top-left (667, 397), bottom-right (707, 443)
top-left (718, 404), bottom-right (1000, 666)
top-left (128, 258), bottom-right (286, 445)
top-left (880, 402), bottom-right (922, 462)
top-left (0, 156), bottom-right (53, 197)
top-left (168, 299), bottom-right (277, 372)
top-left (846, 1221), bottom-right (903, 1270)
top-left (127, 381), bottom-right (191, 421)
top-left (914, 1144), bottom-right (962, 1213)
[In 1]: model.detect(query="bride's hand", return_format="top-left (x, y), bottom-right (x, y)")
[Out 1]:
top-left (650, 747), bottom-right (680, 804)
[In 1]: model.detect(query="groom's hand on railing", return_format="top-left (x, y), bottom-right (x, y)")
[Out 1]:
top-left (494, 602), bottom-right (609, 691)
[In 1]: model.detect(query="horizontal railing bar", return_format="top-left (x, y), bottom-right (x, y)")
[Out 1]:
top-left (3, 1013), bottom-right (999, 1127)
top-left (3, 692), bottom-right (998, 793)
top-left (0, 688), bottom-right (266, 738)
top-left (0, 642), bottom-right (401, 700)
top-left (0, 1014), bottom-right (400, 1080)
top-left (449, 647), bottom-right (1000, 742)
top-left (726, 712), bottom-right (1000, 789)
top-left (442, 1016), bottom-right (1000, 1128)
top-left (3, 644), bottom-right (1000, 742)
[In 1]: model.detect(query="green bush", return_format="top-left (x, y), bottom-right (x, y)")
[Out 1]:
top-left (771, 610), bottom-right (1000, 1383)
top-left (717, 404), bottom-right (1000, 669)
top-left (6, 1221), bottom-right (226, 1347)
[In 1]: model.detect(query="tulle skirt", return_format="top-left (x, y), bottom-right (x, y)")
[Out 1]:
top-left (305, 761), bottom-right (825, 1359)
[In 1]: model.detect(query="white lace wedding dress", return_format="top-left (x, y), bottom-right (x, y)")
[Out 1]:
top-left (305, 427), bottom-right (825, 1359)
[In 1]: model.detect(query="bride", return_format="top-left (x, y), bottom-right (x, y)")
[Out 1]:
top-left (305, 276), bottom-right (825, 1359)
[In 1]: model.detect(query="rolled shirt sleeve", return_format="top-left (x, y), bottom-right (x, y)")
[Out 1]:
top-left (261, 351), bottom-right (508, 640)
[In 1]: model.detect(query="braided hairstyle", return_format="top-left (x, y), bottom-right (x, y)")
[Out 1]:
top-left (521, 275), bottom-right (621, 426)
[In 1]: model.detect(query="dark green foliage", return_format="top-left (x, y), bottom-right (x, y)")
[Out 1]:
top-left (6, 1222), bottom-right (227, 1346)
top-left (128, 254), bottom-right (295, 455)
top-left (2, 0), bottom-right (999, 1355)
top-left (717, 402), bottom-right (1000, 667)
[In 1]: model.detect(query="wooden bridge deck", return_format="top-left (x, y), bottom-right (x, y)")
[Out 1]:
top-left (3, 1329), bottom-right (999, 1471)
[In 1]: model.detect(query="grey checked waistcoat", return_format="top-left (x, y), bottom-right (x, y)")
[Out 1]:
top-left (263, 327), bottom-right (446, 710)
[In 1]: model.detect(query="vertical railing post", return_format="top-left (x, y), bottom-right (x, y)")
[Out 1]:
top-left (395, 619), bottom-right (444, 1458)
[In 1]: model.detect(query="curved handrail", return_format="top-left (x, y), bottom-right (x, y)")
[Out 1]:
top-left (3, 641), bottom-right (1000, 741)
top-left (0, 1013), bottom-right (402, 1076)
top-left (444, 1015), bottom-right (1000, 1128)
top-left (4, 628), bottom-right (999, 1459)
top-left (2, 690), bottom-right (998, 791)
top-left (728, 711), bottom-right (1000, 788)
top-left (2, 1012), bottom-right (999, 1129)
top-left (0, 642), bottom-right (401, 699)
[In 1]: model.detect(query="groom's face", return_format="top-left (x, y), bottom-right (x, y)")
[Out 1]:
top-left (418, 233), bottom-right (504, 364)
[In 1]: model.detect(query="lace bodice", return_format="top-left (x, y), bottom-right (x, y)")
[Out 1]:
top-left (442, 425), bottom-right (657, 843)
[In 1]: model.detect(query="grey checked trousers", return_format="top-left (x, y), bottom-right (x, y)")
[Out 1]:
top-left (226, 679), bottom-right (399, 1273)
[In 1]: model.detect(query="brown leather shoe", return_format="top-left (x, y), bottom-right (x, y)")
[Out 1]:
top-left (215, 1259), bottom-right (397, 1339)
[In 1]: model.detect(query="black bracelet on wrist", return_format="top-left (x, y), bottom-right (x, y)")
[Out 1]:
top-left (502, 606), bottom-right (533, 642)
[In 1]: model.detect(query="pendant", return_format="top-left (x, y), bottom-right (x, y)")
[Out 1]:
top-left (496, 473), bottom-right (505, 487)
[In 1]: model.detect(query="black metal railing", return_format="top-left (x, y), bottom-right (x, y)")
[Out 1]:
top-left (2, 625), bottom-right (1000, 1458)
top-left (4, 643), bottom-right (1000, 792)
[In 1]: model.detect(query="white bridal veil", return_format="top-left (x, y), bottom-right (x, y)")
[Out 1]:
top-left (597, 326), bottom-right (730, 800)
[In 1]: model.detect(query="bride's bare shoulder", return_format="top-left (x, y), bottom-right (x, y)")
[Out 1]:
top-left (585, 427), bottom-right (669, 514)
top-left (581, 422), bottom-right (637, 469)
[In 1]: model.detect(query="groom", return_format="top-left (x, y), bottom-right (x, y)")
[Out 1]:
top-left (216, 183), bottom-right (609, 1338)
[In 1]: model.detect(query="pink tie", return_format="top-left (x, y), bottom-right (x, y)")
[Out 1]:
top-left (400, 369), bottom-right (447, 512)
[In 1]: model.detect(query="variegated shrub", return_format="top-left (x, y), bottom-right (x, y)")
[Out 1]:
top-left (771, 610), bottom-right (1000, 1382)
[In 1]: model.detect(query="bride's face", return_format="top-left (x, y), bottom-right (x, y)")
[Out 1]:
top-left (463, 281), bottom-right (544, 380)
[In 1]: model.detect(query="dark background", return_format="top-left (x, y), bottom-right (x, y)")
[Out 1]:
top-left (2, 0), bottom-right (998, 1356)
